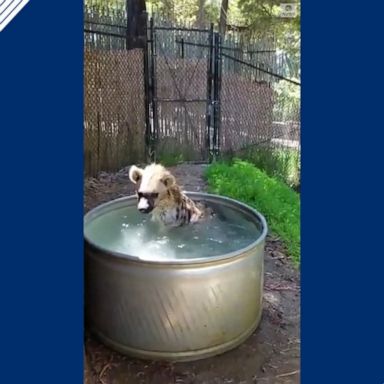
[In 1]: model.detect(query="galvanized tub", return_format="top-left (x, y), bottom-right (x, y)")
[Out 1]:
top-left (84, 192), bottom-right (267, 362)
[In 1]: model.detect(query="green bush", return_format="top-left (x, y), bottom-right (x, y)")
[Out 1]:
top-left (222, 146), bottom-right (301, 190)
top-left (205, 160), bottom-right (300, 264)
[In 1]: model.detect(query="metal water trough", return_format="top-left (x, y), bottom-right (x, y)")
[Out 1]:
top-left (84, 192), bottom-right (267, 362)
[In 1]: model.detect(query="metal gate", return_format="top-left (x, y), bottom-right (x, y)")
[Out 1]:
top-left (145, 19), bottom-right (221, 162)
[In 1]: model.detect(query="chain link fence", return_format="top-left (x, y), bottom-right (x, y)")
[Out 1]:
top-left (84, 3), bottom-right (146, 177)
top-left (220, 82), bottom-right (301, 188)
top-left (219, 49), bottom-right (300, 187)
top-left (83, 5), bottom-right (300, 187)
top-left (150, 27), bottom-right (213, 162)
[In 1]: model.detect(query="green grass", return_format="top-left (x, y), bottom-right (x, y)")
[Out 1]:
top-left (222, 146), bottom-right (301, 190)
top-left (155, 138), bottom-right (197, 167)
top-left (204, 160), bottom-right (300, 264)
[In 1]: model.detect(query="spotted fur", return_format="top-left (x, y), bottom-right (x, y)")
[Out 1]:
top-left (129, 163), bottom-right (211, 227)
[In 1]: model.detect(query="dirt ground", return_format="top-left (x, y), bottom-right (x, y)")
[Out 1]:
top-left (84, 163), bottom-right (300, 384)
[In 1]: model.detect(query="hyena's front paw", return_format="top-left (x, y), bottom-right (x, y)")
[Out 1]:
top-left (190, 213), bottom-right (200, 223)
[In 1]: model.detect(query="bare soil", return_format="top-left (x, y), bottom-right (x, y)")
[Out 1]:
top-left (84, 163), bottom-right (300, 384)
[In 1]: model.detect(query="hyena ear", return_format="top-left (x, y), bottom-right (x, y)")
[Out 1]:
top-left (129, 165), bottom-right (143, 184)
top-left (161, 172), bottom-right (176, 188)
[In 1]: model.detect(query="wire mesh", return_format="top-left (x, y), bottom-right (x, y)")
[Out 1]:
top-left (152, 28), bottom-right (212, 161)
top-left (219, 50), bottom-right (301, 187)
top-left (84, 4), bottom-right (146, 177)
top-left (83, 6), bottom-right (300, 185)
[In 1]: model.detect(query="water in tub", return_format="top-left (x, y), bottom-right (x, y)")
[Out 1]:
top-left (85, 201), bottom-right (262, 261)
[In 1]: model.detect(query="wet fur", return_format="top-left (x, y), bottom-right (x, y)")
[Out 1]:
top-left (129, 163), bottom-right (212, 227)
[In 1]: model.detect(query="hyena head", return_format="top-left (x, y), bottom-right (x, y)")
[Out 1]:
top-left (129, 163), bottom-right (176, 214)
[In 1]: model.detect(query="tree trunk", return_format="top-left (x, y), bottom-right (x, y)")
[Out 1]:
top-left (219, 0), bottom-right (229, 36)
top-left (197, 0), bottom-right (205, 28)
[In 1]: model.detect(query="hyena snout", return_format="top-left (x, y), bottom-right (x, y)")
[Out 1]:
top-left (138, 198), bottom-right (152, 213)
top-left (137, 192), bottom-right (159, 214)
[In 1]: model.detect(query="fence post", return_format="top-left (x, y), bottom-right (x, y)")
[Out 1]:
top-left (142, 11), bottom-right (151, 160)
top-left (149, 17), bottom-right (159, 161)
top-left (213, 32), bottom-right (222, 159)
top-left (206, 23), bottom-right (214, 161)
top-left (217, 34), bottom-right (222, 158)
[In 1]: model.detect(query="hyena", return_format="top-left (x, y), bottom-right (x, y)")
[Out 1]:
top-left (129, 163), bottom-right (211, 227)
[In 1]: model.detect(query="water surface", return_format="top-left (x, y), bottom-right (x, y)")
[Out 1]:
top-left (84, 201), bottom-right (262, 261)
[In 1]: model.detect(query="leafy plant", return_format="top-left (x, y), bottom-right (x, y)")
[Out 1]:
top-left (223, 146), bottom-right (300, 189)
top-left (273, 80), bottom-right (300, 121)
top-left (205, 159), bottom-right (300, 264)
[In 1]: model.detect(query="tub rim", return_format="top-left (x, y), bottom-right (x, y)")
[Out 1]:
top-left (84, 192), bottom-right (268, 265)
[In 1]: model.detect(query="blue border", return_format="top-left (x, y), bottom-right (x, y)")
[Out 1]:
top-left (1, 0), bottom-right (384, 382)
top-left (0, 1), bottom-right (83, 383)
top-left (302, 1), bottom-right (384, 382)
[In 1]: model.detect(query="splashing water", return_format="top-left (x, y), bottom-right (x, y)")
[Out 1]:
top-left (85, 201), bottom-right (262, 261)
